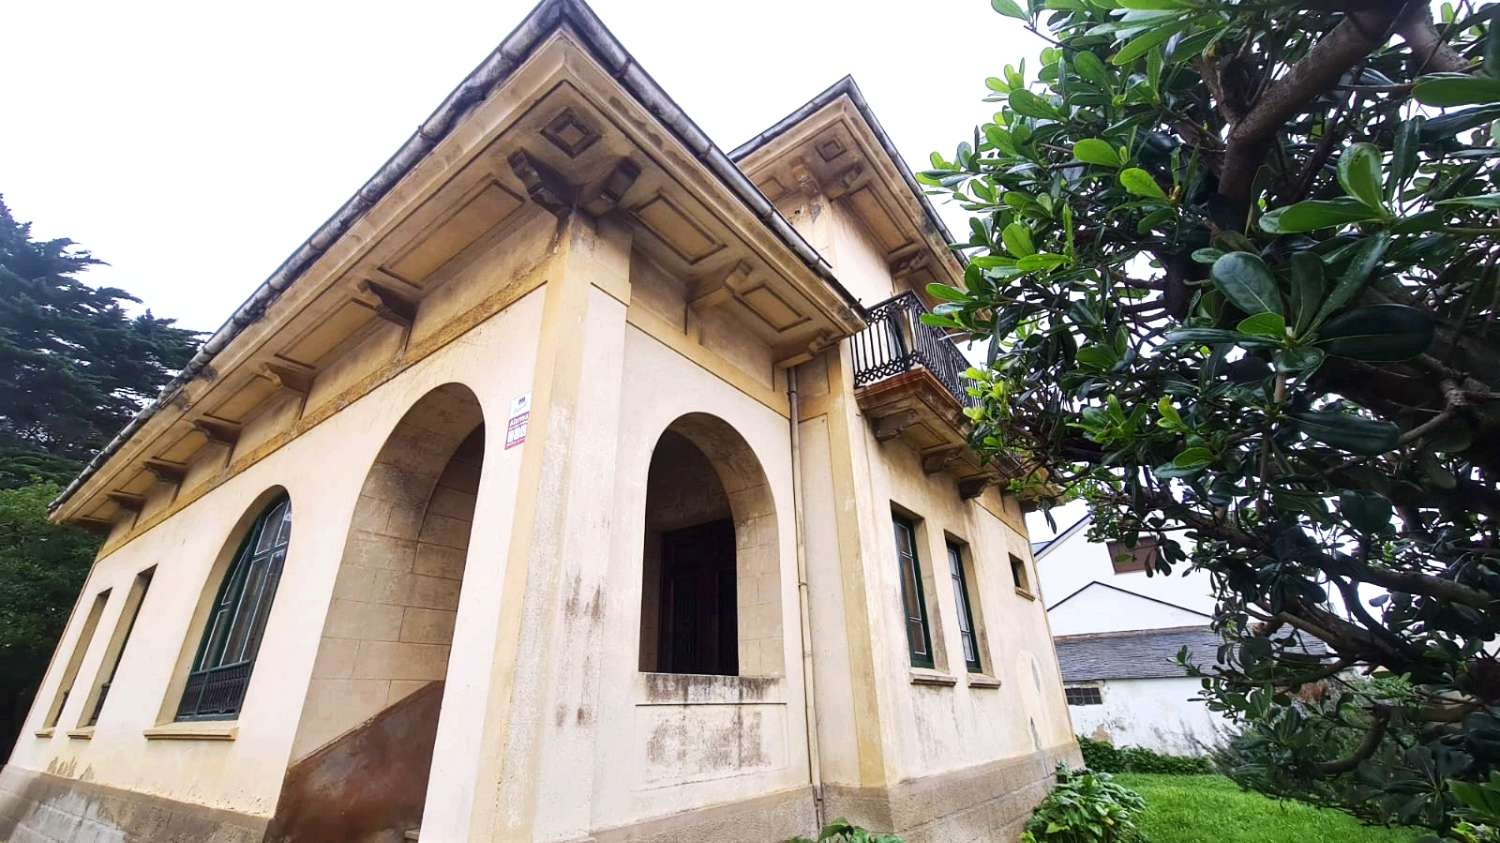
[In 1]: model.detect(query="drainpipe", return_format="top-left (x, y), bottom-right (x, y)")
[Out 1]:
top-left (787, 366), bottom-right (825, 828)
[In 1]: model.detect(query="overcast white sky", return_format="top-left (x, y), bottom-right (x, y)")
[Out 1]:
top-left (1, 0), bottom-right (1037, 333)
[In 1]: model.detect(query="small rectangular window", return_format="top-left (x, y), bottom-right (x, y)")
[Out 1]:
top-left (947, 543), bottom-right (982, 673)
top-left (893, 516), bottom-right (934, 669)
top-left (82, 567), bottom-right (155, 727)
top-left (1065, 686), bottom-right (1104, 706)
top-left (1107, 539), bottom-right (1158, 574)
top-left (44, 589), bottom-right (111, 729)
top-left (1009, 553), bottom-right (1032, 595)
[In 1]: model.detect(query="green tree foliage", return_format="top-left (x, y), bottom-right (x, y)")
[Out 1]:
top-left (0, 197), bottom-right (199, 757)
top-left (922, 0), bottom-right (1500, 832)
top-left (0, 482), bottom-right (96, 758)
top-left (0, 194), bottom-right (198, 475)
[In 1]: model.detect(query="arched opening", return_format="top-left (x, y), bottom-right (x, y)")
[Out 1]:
top-left (638, 413), bottom-right (782, 678)
top-left (269, 383), bottom-right (483, 843)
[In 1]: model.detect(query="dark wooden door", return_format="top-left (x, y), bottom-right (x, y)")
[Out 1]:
top-left (658, 519), bottom-right (737, 675)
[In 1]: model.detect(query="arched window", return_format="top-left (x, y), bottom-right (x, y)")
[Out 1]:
top-left (177, 496), bottom-right (292, 720)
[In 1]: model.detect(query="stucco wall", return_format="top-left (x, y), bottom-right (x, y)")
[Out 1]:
top-left (1067, 677), bottom-right (1229, 756)
top-left (587, 321), bottom-right (809, 831)
top-left (5, 284), bottom-right (546, 823)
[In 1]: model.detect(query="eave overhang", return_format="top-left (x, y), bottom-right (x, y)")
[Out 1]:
top-left (730, 77), bottom-right (966, 301)
top-left (50, 0), bottom-right (867, 526)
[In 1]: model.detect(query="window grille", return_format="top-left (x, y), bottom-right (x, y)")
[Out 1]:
top-left (1065, 686), bottom-right (1104, 706)
top-left (177, 497), bottom-right (291, 721)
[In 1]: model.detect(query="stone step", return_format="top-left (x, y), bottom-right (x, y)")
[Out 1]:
top-left (404, 830), bottom-right (420, 841)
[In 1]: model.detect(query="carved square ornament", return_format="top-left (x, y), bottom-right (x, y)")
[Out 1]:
top-left (541, 108), bottom-right (601, 158)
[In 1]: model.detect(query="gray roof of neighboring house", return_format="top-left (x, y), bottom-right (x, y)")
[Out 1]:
top-left (1054, 626), bottom-right (1226, 682)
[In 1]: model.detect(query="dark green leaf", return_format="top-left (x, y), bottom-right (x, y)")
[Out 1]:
top-left (1291, 411), bottom-right (1401, 456)
top-left (1259, 198), bottom-right (1384, 234)
top-left (1119, 167), bottom-right (1168, 200)
top-left (992, 0), bottom-right (1029, 19)
top-left (1340, 490), bottom-right (1392, 533)
top-left (1164, 328), bottom-right (1276, 347)
top-left (1173, 446), bottom-right (1214, 469)
top-left (1414, 73), bottom-right (1500, 107)
top-left (1337, 143), bottom-right (1385, 211)
top-left (1211, 252), bottom-right (1283, 315)
top-left (1002, 222), bottom-right (1037, 257)
top-left (1112, 22), bottom-right (1184, 66)
top-left (1074, 50), bottom-right (1111, 88)
top-left (926, 283), bottom-right (969, 303)
top-left (1073, 138), bottom-right (1122, 167)
top-left (1317, 304), bottom-right (1435, 361)
top-left (1289, 252), bottom-right (1325, 337)
top-left (1237, 312), bottom-right (1286, 339)
top-left (1436, 193), bottom-right (1500, 209)
top-left (1276, 346), bottom-right (1326, 374)
top-left (1310, 234), bottom-right (1390, 329)
top-left (1008, 88), bottom-right (1064, 120)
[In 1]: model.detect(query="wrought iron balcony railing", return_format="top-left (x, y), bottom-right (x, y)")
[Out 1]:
top-left (851, 291), bottom-right (979, 409)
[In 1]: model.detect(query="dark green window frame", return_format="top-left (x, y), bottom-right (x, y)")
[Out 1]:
top-left (947, 542), bottom-right (982, 673)
top-left (892, 515), bottom-right (934, 669)
top-left (176, 496), bottom-right (292, 721)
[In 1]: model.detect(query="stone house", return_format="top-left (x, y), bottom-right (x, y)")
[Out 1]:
top-left (0, 1), bottom-right (1078, 840)
top-left (1032, 513), bottom-right (1228, 755)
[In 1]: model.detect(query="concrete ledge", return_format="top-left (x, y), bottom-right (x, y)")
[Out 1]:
top-left (908, 669), bottom-right (957, 687)
top-left (0, 764), bottom-right (268, 843)
top-left (586, 785), bottom-right (816, 843)
top-left (823, 742), bottom-right (1082, 843)
top-left (143, 722), bottom-right (238, 741)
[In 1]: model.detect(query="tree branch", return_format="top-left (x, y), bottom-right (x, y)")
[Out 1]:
top-left (1395, 3), bottom-right (1472, 75)
top-left (1219, 1), bottom-right (1410, 214)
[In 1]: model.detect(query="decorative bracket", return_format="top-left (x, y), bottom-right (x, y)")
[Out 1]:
top-left (143, 458), bottom-right (187, 486)
top-left (107, 491), bottom-right (146, 513)
top-left (193, 417), bottom-right (241, 448)
top-left (958, 476), bottom-right (991, 500)
top-left (255, 359), bottom-right (316, 396)
top-left (689, 261), bottom-right (754, 313)
top-left (872, 408), bottom-right (920, 442)
top-left (921, 445), bottom-right (965, 475)
top-left (508, 149), bottom-right (576, 217)
top-left (826, 163), bottom-right (864, 199)
top-left (582, 159), bottom-right (641, 217)
top-left (354, 279), bottom-right (418, 329)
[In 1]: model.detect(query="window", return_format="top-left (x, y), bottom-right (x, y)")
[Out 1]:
top-left (1065, 685), bottom-right (1103, 706)
top-left (947, 543), bottom-right (981, 673)
top-left (893, 516), bottom-right (934, 669)
top-left (1009, 553), bottom-right (1032, 595)
top-left (638, 418), bottom-right (782, 678)
top-left (43, 590), bottom-right (111, 729)
top-left (177, 497), bottom-right (292, 720)
top-left (82, 567), bottom-right (154, 727)
top-left (1107, 538), bottom-right (1158, 574)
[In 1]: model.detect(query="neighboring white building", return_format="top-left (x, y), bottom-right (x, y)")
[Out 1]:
top-left (1033, 514), bottom-right (1230, 756)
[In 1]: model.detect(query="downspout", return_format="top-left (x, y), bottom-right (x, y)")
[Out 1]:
top-left (788, 366), bottom-right (825, 828)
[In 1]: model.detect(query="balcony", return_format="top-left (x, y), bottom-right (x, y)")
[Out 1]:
top-left (851, 292), bottom-right (1007, 499)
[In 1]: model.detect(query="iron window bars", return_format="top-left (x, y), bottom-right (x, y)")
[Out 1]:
top-left (177, 497), bottom-right (292, 721)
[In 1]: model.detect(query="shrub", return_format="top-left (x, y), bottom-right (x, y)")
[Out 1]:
top-left (1022, 764), bottom-right (1146, 842)
top-left (788, 818), bottom-right (902, 843)
top-left (1078, 736), bottom-right (1212, 775)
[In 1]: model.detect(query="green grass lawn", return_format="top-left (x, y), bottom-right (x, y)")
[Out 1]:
top-left (1113, 774), bottom-right (1425, 843)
